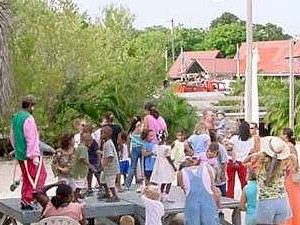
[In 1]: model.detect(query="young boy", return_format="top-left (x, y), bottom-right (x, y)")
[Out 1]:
top-left (215, 111), bottom-right (227, 141)
top-left (100, 126), bottom-right (120, 202)
top-left (72, 132), bottom-right (91, 201)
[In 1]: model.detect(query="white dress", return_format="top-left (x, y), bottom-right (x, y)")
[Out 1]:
top-left (151, 144), bottom-right (174, 184)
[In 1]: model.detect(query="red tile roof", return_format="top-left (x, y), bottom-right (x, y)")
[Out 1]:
top-left (168, 50), bottom-right (238, 79)
top-left (238, 40), bottom-right (300, 75)
top-left (168, 40), bottom-right (300, 79)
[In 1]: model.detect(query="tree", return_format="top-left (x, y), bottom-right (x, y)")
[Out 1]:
top-left (203, 23), bottom-right (246, 57)
top-left (253, 23), bottom-right (291, 41)
top-left (210, 12), bottom-right (241, 29)
top-left (0, 0), bottom-right (11, 118)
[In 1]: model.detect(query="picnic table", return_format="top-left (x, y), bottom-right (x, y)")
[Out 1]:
top-left (0, 187), bottom-right (241, 225)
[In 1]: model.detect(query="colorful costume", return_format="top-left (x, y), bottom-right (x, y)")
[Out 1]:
top-left (10, 110), bottom-right (47, 207)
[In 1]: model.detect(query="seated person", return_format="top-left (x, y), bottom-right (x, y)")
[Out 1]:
top-left (33, 182), bottom-right (86, 225)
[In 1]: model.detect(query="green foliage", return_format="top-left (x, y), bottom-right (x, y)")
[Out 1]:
top-left (203, 23), bottom-right (246, 57)
top-left (157, 91), bottom-right (198, 141)
top-left (253, 23), bottom-right (291, 41)
top-left (210, 12), bottom-right (242, 29)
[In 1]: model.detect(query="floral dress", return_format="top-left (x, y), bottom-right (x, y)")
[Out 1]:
top-left (51, 148), bottom-right (75, 179)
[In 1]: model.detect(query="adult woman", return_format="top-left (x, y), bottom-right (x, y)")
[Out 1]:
top-left (51, 133), bottom-right (75, 188)
top-left (177, 158), bottom-right (220, 225)
top-left (281, 128), bottom-right (300, 225)
top-left (143, 102), bottom-right (167, 143)
top-left (252, 136), bottom-right (295, 225)
top-left (33, 182), bottom-right (86, 225)
top-left (227, 121), bottom-right (254, 198)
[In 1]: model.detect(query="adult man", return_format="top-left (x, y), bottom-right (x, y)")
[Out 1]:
top-left (203, 110), bottom-right (215, 130)
top-left (10, 96), bottom-right (47, 210)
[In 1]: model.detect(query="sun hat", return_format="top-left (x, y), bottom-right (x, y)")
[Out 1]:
top-left (260, 136), bottom-right (290, 160)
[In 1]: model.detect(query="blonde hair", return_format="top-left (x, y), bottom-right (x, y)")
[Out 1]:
top-left (144, 184), bottom-right (160, 201)
top-left (119, 215), bottom-right (135, 225)
top-left (194, 122), bottom-right (206, 134)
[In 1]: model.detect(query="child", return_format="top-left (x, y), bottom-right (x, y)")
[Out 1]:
top-left (171, 130), bottom-right (186, 169)
top-left (119, 215), bottom-right (135, 225)
top-left (72, 132), bottom-right (91, 201)
top-left (33, 182), bottom-right (86, 225)
top-left (116, 131), bottom-right (130, 190)
top-left (215, 111), bottom-right (227, 141)
top-left (198, 142), bottom-right (219, 169)
top-left (141, 184), bottom-right (164, 225)
top-left (100, 126), bottom-right (120, 202)
top-left (125, 121), bottom-right (144, 189)
top-left (51, 133), bottom-right (75, 188)
top-left (151, 130), bottom-right (177, 202)
top-left (141, 129), bottom-right (156, 185)
top-left (240, 169), bottom-right (258, 225)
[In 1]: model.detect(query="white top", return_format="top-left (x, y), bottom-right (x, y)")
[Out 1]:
top-left (141, 195), bottom-right (164, 225)
top-left (151, 144), bottom-right (174, 184)
top-left (229, 135), bottom-right (254, 162)
top-left (74, 133), bottom-right (81, 148)
top-left (92, 128), bottom-right (101, 146)
top-left (182, 165), bottom-right (213, 195)
top-left (120, 144), bottom-right (129, 161)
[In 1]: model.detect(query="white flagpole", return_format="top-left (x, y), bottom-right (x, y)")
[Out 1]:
top-left (252, 46), bottom-right (259, 124)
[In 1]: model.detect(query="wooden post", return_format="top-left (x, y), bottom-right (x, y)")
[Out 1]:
top-left (289, 40), bottom-right (295, 129)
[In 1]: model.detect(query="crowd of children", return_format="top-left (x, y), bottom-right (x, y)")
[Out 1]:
top-left (11, 97), bottom-right (300, 225)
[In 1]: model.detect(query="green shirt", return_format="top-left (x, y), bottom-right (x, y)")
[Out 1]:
top-left (11, 111), bottom-right (31, 160)
top-left (72, 144), bottom-right (89, 179)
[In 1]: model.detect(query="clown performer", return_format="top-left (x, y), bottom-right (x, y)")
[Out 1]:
top-left (10, 96), bottom-right (47, 210)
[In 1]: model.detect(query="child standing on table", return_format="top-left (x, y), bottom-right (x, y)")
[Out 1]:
top-left (100, 126), bottom-right (120, 202)
top-left (151, 130), bottom-right (177, 202)
top-left (141, 129), bottom-right (156, 185)
top-left (117, 131), bottom-right (130, 189)
top-left (141, 184), bottom-right (164, 225)
top-left (171, 130), bottom-right (186, 170)
top-left (240, 169), bottom-right (258, 225)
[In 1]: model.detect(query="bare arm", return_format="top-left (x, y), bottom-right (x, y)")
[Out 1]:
top-left (239, 187), bottom-right (247, 211)
top-left (33, 183), bottom-right (60, 209)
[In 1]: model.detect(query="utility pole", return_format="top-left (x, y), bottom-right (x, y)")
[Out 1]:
top-left (245, 0), bottom-right (253, 122)
top-left (289, 39), bottom-right (295, 129)
top-left (171, 18), bottom-right (175, 63)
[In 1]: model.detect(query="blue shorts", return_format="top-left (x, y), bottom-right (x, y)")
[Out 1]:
top-left (256, 197), bottom-right (292, 224)
top-left (119, 160), bottom-right (129, 174)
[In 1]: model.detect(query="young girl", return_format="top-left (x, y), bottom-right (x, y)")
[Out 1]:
top-left (177, 157), bottom-right (220, 225)
top-left (240, 169), bottom-right (258, 225)
top-left (151, 131), bottom-right (177, 202)
top-left (171, 130), bottom-right (186, 169)
top-left (51, 133), bottom-right (75, 188)
top-left (141, 129), bottom-right (156, 185)
top-left (141, 184), bottom-right (164, 225)
top-left (125, 121), bottom-right (144, 189)
top-left (117, 131), bottom-right (130, 190)
top-left (33, 182), bottom-right (86, 225)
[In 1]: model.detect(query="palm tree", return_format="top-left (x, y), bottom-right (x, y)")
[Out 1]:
top-left (0, 0), bottom-right (11, 118)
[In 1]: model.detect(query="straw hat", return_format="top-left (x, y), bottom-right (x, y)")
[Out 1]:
top-left (260, 136), bottom-right (291, 160)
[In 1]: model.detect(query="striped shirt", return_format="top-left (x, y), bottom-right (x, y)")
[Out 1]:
top-left (131, 134), bottom-right (144, 148)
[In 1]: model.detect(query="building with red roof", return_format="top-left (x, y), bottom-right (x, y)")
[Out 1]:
top-left (168, 40), bottom-right (300, 80)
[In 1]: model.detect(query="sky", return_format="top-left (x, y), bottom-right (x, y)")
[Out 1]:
top-left (73, 0), bottom-right (300, 37)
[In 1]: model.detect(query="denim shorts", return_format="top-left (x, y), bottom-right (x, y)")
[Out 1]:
top-left (256, 197), bottom-right (292, 224)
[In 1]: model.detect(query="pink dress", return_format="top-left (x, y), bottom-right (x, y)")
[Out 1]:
top-left (144, 115), bottom-right (167, 143)
top-left (43, 201), bottom-right (84, 222)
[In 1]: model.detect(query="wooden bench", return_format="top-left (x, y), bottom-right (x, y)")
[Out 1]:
top-left (0, 188), bottom-right (241, 225)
